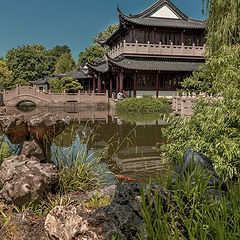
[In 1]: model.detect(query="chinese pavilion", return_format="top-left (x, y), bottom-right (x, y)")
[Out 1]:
top-left (88, 0), bottom-right (206, 98)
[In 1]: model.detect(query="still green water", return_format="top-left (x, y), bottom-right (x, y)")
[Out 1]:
top-left (7, 105), bottom-right (173, 182)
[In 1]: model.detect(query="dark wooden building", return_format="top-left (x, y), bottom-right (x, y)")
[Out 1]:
top-left (88, 0), bottom-right (206, 98)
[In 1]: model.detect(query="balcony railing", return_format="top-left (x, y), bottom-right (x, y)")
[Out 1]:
top-left (109, 40), bottom-right (205, 59)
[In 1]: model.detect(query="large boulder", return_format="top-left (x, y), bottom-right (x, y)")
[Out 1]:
top-left (45, 206), bottom-right (101, 240)
top-left (20, 139), bottom-right (45, 162)
top-left (172, 148), bottom-right (227, 191)
top-left (28, 113), bottom-right (71, 142)
top-left (0, 114), bottom-right (29, 144)
top-left (0, 155), bottom-right (58, 207)
top-left (0, 112), bottom-right (71, 162)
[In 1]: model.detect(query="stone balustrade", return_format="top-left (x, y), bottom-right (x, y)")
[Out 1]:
top-left (2, 85), bottom-right (109, 107)
top-left (109, 40), bottom-right (205, 59)
top-left (172, 92), bottom-right (222, 116)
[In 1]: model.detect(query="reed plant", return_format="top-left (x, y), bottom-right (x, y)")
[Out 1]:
top-left (51, 122), bottom-right (111, 194)
top-left (139, 160), bottom-right (240, 240)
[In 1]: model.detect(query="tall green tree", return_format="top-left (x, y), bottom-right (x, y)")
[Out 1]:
top-left (182, 0), bottom-right (240, 94)
top-left (78, 24), bottom-right (118, 65)
top-left (92, 24), bottom-right (119, 43)
top-left (6, 45), bottom-right (56, 82)
top-left (78, 45), bottom-right (105, 66)
top-left (55, 53), bottom-right (76, 74)
top-left (0, 59), bottom-right (12, 90)
top-left (163, 0), bottom-right (240, 180)
top-left (202, 0), bottom-right (240, 55)
top-left (49, 45), bottom-right (71, 59)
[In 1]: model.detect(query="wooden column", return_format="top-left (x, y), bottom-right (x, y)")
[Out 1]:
top-left (110, 76), bottom-right (113, 98)
top-left (93, 77), bottom-right (96, 93)
top-left (130, 26), bottom-right (134, 42)
top-left (152, 28), bottom-right (156, 44)
top-left (120, 70), bottom-right (123, 93)
top-left (181, 31), bottom-right (184, 45)
top-left (116, 72), bottom-right (119, 93)
top-left (97, 73), bottom-right (101, 93)
top-left (134, 71), bottom-right (137, 97)
top-left (156, 72), bottom-right (159, 98)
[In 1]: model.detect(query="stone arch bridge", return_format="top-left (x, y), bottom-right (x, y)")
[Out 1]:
top-left (2, 86), bottom-right (108, 107)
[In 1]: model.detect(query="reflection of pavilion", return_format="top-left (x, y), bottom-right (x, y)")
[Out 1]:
top-left (86, 120), bottom-right (169, 180)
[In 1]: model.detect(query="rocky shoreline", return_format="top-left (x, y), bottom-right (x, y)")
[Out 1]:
top-left (0, 110), bottom-right (228, 240)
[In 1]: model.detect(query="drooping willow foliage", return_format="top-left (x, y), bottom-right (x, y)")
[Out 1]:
top-left (163, 0), bottom-right (240, 180)
top-left (202, 0), bottom-right (240, 55)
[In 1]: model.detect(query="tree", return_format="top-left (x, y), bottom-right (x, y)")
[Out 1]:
top-left (202, 0), bottom-right (240, 55)
top-left (78, 24), bottom-right (119, 65)
top-left (182, 0), bottom-right (240, 95)
top-left (92, 24), bottom-right (119, 43)
top-left (78, 45), bottom-right (105, 66)
top-left (48, 77), bottom-right (62, 93)
top-left (6, 45), bottom-right (56, 82)
top-left (61, 77), bottom-right (83, 93)
top-left (49, 45), bottom-right (71, 59)
top-left (0, 59), bottom-right (12, 90)
top-left (12, 78), bottom-right (30, 88)
top-left (55, 53), bottom-right (76, 74)
top-left (163, 0), bottom-right (240, 180)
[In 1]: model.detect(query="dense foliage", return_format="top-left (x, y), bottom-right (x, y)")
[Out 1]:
top-left (61, 77), bottom-right (83, 93)
top-left (55, 53), bottom-right (76, 74)
top-left (6, 45), bottom-right (56, 83)
top-left (49, 77), bottom-right (83, 93)
top-left (78, 24), bottom-right (118, 65)
top-left (0, 59), bottom-right (12, 90)
top-left (162, 0), bottom-right (240, 180)
top-left (116, 96), bottom-right (171, 115)
top-left (202, 0), bottom-right (240, 55)
top-left (162, 99), bottom-right (240, 180)
top-left (182, 45), bottom-right (240, 95)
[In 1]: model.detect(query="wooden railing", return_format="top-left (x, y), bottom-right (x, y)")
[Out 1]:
top-left (172, 92), bottom-right (223, 116)
top-left (109, 40), bottom-right (205, 59)
top-left (2, 85), bottom-right (109, 106)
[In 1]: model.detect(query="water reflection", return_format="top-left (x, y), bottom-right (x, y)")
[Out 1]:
top-left (7, 105), bottom-right (173, 182)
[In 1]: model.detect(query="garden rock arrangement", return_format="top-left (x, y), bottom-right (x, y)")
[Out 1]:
top-left (0, 155), bottom-right (58, 207)
top-left (0, 112), bottom-right (71, 161)
top-left (0, 112), bottom-right (71, 206)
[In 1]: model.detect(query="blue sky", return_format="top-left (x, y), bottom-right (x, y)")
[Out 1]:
top-left (0, 0), bottom-right (204, 61)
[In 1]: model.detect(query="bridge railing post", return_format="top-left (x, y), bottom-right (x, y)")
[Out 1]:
top-left (78, 90), bottom-right (81, 103)
top-left (49, 90), bottom-right (52, 102)
top-left (106, 90), bottom-right (109, 103)
top-left (16, 84), bottom-right (19, 97)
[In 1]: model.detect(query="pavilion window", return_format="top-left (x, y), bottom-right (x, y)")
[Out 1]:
top-left (151, 75), bottom-right (156, 88)
top-left (143, 31), bottom-right (151, 43)
top-left (125, 32), bottom-right (131, 43)
top-left (155, 32), bottom-right (163, 43)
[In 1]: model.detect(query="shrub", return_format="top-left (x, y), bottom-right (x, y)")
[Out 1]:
top-left (160, 98), bottom-right (240, 180)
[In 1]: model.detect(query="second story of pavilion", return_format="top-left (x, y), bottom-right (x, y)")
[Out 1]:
top-left (100, 0), bottom-right (206, 59)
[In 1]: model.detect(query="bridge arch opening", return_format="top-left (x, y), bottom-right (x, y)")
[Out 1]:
top-left (16, 100), bottom-right (36, 112)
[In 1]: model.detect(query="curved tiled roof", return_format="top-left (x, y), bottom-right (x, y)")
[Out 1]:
top-left (118, 10), bottom-right (206, 30)
top-left (29, 77), bottom-right (52, 85)
top-left (107, 56), bottom-right (204, 72)
top-left (87, 60), bottom-right (109, 73)
top-left (55, 69), bottom-right (91, 79)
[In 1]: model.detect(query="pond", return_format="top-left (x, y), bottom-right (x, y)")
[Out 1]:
top-left (4, 105), bottom-right (173, 183)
